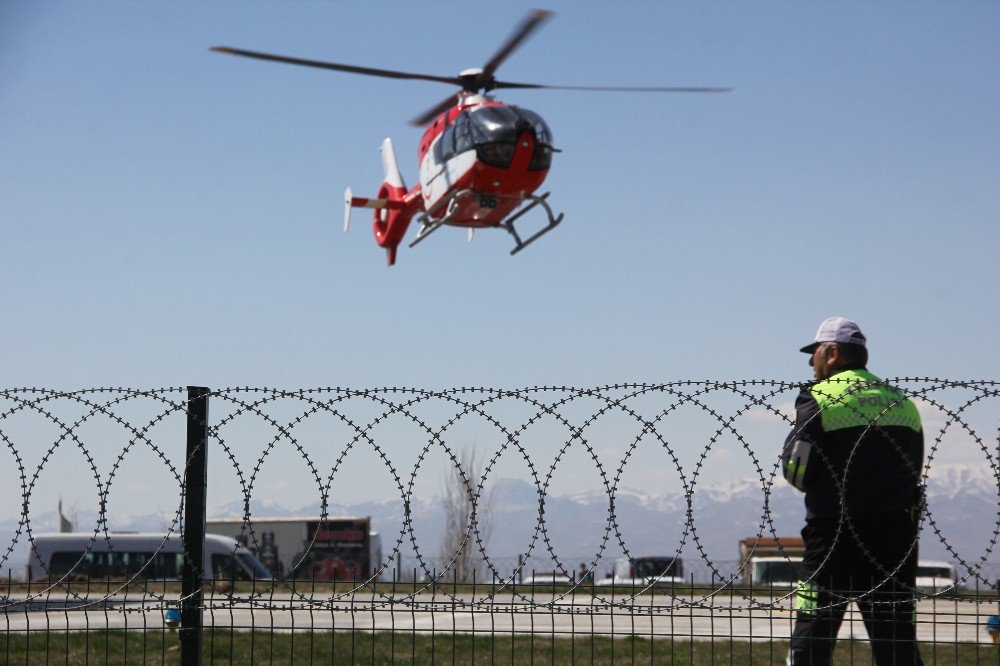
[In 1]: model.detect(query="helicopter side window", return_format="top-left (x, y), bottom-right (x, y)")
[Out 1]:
top-left (528, 145), bottom-right (552, 171)
top-left (512, 107), bottom-right (554, 171)
top-left (434, 124), bottom-right (455, 163)
top-left (513, 108), bottom-right (553, 145)
top-left (452, 112), bottom-right (475, 155)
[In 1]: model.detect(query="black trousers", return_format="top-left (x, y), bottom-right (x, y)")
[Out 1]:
top-left (788, 511), bottom-right (923, 666)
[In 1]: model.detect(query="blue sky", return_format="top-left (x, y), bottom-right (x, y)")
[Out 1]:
top-left (2, 1), bottom-right (999, 571)
top-left (3, 0), bottom-right (998, 390)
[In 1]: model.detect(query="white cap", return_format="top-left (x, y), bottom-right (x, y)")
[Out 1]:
top-left (800, 317), bottom-right (867, 354)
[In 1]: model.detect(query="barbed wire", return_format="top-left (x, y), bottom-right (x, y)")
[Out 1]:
top-left (1, 381), bottom-right (997, 618)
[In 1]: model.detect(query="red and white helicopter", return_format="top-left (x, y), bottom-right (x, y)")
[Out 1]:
top-left (212, 10), bottom-right (728, 265)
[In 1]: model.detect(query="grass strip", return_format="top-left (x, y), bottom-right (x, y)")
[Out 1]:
top-left (2, 630), bottom-right (996, 665)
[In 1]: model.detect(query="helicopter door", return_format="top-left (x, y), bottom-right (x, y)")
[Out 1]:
top-left (420, 113), bottom-right (479, 207)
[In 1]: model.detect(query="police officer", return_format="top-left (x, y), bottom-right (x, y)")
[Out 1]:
top-left (782, 317), bottom-right (924, 665)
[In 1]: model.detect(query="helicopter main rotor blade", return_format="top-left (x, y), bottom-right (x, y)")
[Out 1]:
top-left (210, 46), bottom-right (462, 86)
top-left (494, 81), bottom-right (733, 93)
top-left (478, 9), bottom-right (553, 87)
top-left (410, 95), bottom-right (460, 127)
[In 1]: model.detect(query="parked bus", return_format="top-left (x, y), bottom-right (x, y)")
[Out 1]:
top-left (26, 533), bottom-right (272, 582)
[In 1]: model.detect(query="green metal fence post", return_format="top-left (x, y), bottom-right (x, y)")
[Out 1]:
top-left (181, 386), bottom-right (209, 665)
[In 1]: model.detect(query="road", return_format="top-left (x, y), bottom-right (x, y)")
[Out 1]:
top-left (2, 591), bottom-right (994, 644)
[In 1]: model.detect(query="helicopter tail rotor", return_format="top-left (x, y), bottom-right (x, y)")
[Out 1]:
top-left (343, 188), bottom-right (352, 233)
top-left (341, 138), bottom-right (425, 265)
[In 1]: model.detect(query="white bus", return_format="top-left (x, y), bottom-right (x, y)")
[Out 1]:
top-left (26, 533), bottom-right (272, 582)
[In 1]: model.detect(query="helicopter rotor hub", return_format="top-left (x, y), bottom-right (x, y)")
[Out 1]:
top-left (458, 67), bottom-right (490, 93)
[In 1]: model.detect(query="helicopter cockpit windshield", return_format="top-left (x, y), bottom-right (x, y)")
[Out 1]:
top-left (437, 105), bottom-right (555, 171)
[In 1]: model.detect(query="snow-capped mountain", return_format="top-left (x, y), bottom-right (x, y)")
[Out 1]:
top-left (3, 464), bottom-right (996, 582)
top-left (924, 462), bottom-right (999, 501)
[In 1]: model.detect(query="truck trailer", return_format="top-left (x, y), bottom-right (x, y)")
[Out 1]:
top-left (205, 516), bottom-right (382, 582)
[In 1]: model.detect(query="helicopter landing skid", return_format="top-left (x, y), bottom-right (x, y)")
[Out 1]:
top-left (408, 190), bottom-right (564, 255)
top-left (500, 192), bottom-right (564, 256)
top-left (408, 189), bottom-right (475, 249)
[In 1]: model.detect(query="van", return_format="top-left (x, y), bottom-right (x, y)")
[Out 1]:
top-left (595, 556), bottom-right (684, 586)
top-left (26, 532), bottom-right (272, 582)
top-left (519, 571), bottom-right (574, 585)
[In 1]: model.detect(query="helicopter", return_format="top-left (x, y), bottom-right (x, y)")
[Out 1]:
top-left (212, 10), bottom-right (729, 265)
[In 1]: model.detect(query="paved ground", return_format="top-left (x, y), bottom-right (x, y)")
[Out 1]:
top-left (2, 592), bottom-right (994, 644)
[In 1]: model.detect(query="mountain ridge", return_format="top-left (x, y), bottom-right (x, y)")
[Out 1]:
top-left (3, 463), bottom-right (996, 581)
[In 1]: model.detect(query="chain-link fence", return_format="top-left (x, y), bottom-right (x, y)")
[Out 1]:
top-left (2, 382), bottom-right (998, 664)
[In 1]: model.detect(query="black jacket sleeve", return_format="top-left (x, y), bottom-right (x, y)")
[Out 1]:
top-left (781, 387), bottom-right (822, 492)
